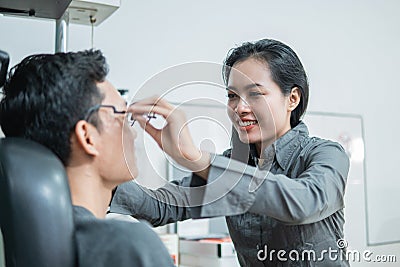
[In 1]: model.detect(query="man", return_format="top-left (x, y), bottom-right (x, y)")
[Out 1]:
top-left (0, 50), bottom-right (174, 267)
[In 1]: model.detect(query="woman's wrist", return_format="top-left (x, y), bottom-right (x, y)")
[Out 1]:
top-left (180, 149), bottom-right (211, 178)
top-left (192, 150), bottom-right (211, 180)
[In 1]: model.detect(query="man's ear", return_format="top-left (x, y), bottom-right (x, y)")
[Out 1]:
top-left (288, 87), bottom-right (301, 111)
top-left (74, 120), bottom-right (100, 156)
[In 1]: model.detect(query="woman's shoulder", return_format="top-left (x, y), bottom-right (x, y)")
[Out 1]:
top-left (297, 121), bottom-right (347, 153)
top-left (299, 135), bottom-right (350, 171)
top-left (304, 135), bottom-right (347, 154)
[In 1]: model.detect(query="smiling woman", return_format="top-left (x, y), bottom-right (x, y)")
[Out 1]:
top-left (111, 39), bottom-right (350, 267)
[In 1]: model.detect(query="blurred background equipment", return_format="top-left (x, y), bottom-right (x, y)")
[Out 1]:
top-left (0, 0), bottom-right (120, 52)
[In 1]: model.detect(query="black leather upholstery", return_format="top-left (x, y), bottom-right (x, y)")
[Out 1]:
top-left (0, 137), bottom-right (75, 267)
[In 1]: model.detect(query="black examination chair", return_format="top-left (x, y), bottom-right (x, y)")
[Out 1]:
top-left (0, 137), bottom-right (76, 267)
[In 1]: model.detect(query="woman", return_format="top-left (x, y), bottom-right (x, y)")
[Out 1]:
top-left (111, 39), bottom-right (350, 266)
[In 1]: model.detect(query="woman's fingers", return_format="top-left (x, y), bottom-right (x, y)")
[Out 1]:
top-left (129, 95), bottom-right (173, 109)
top-left (152, 97), bottom-right (175, 110)
top-left (129, 96), bottom-right (175, 112)
top-left (129, 102), bottom-right (186, 127)
top-left (134, 115), bottom-right (162, 147)
top-left (129, 105), bottom-right (172, 121)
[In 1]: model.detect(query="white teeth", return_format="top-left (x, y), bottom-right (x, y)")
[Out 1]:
top-left (239, 120), bottom-right (257, 127)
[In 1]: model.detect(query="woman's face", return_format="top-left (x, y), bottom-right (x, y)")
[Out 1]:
top-left (226, 58), bottom-right (293, 152)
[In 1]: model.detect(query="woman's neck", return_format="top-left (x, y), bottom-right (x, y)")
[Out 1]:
top-left (255, 125), bottom-right (292, 157)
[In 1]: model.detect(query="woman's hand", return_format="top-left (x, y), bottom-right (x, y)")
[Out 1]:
top-left (128, 96), bottom-right (210, 177)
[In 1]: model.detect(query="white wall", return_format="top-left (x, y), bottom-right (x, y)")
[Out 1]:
top-left (1, 0), bottom-right (400, 265)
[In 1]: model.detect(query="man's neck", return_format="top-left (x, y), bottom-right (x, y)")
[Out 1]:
top-left (66, 165), bottom-right (112, 219)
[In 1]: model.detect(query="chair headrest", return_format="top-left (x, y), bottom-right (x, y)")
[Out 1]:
top-left (0, 137), bottom-right (76, 267)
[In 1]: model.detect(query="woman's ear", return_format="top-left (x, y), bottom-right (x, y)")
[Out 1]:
top-left (288, 87), bottom-right (301, 111)
top-left (74, 120), bottom-right (100, 156)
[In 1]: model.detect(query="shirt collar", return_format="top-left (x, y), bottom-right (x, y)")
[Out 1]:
top-left (250, 121), bottom-right (309, 170)
top-left (273, 121), bottom-right (309, 170)
top-left (73, 205), bottom-right (96, 218)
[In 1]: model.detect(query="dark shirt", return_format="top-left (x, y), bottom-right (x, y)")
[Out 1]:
top-left (73, 206), bottom-right (174, 267)
top-left (111, 122), bottom-right (350, 266)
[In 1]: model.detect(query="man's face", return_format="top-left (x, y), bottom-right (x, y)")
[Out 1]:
top-left (95, 81), bottom-right (138, 186)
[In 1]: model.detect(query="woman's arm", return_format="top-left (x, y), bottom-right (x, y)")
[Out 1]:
top-left (110, 177), bottom-right (195, 227)
top-left (191, 141), bottom-right (350, 225)
top-left (127, 97), bottom-right (349, 225)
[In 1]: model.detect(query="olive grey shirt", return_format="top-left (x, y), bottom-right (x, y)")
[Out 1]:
top-left (74, 206), bottom-right (174, 267)
top-left (111, 122), bottom-right (350, 266)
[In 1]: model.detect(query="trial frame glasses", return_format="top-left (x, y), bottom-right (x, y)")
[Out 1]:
top-left (84, 104), bottom-right (156, 127)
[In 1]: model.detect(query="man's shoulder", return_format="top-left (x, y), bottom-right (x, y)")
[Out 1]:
top-left (94, 219), bottom-right (174, 264)
top-left (103, 217), bottom-right (156, 238)
top-left (73, 207), bottom-right (174, 266)
top-left (73, 206), bottom-right (159, 245)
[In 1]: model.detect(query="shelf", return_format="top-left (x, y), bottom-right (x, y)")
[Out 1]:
top-left (68, 0), bottom-right (120, 26)
top-left (0, 0), bottom-right (72, 19)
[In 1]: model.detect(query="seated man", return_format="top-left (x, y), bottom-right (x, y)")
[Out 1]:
top-left (0, 50), bottom-right (174, 267)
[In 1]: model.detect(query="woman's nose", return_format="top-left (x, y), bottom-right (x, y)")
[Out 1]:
top-left (235, 98), bottom-right (251, 114)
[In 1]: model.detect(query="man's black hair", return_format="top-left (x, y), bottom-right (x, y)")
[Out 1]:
top-left (0, 50), bottom-right (108, 165)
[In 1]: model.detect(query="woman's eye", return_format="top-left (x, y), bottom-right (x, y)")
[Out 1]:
top-left (249, 91), bottom-right (263, 97)
top-left (227, 93), bottom-right (238, 99)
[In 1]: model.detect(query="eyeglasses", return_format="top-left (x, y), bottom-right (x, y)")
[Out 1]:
top-left (84, 104), bottom-right (156, 127)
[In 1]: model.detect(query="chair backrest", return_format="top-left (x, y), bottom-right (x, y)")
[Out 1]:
top-left (0, 137), bottom-right (76, 267)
